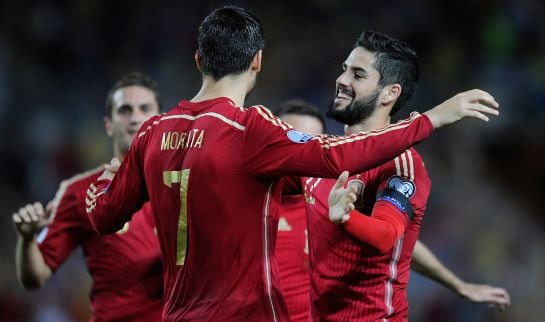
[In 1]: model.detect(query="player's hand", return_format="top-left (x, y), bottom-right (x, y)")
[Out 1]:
top-left (98, 157), bottom-right (121, 181)
top-left (423, 89), bottom-right (499, 129)
top-left (328, 171), bottom-right (358, 225)
top-left (12, 202), bottom-right (53, 240)
top-left (458, 282), bottom-right (511, 311)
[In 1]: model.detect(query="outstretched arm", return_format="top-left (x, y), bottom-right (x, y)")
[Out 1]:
top-left (411, 240), bottom-right (511, 311)
top-left (423, 89), bottom-right (499, 128)
top-left (12, 202), bottom-right (53, 289)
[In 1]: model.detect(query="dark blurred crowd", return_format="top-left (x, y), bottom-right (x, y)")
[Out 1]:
top-left (0, 0), bottom-right (544, 321)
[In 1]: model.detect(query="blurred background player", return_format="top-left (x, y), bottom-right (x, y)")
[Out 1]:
top-left (85, 5), bottom-right (499, 321)
top-left (275, 99), bottom-right (509, 321)
top-left (12, 72), bottom-right (163, 322)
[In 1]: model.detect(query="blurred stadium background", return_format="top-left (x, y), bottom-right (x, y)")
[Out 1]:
top-left (0, 0), bottom-right (544, 321)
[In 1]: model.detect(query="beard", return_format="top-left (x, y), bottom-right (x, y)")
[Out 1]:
top-left (326, 89), bottom-right (380, 126)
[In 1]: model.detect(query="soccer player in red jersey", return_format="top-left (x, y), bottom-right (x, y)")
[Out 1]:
top-left (274, 100), bottom-right (326, 322)
top-left (304, 30), bottom-right (504, 321)
top-left (12, 72), bottom-right (163, 322)
top-left (85, 6), bottom-right (499, 321)
top-left (275, 101), bottom-right (509, 321)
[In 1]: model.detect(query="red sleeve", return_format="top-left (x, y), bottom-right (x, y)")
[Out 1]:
top-left (343, 149), bottom-right (431, 252)
top-left (38, 180), bottom-right (93, 271)
top-left (86, 118), bottom-right (154, 235)
top-left (241, 106), bottom-right (433, 178)
top-left (343, 201), bottom-right (408, 253)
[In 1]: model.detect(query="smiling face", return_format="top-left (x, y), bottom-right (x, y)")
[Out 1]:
top-left (326, 47), bottom-right (383, 126)
top-left (105, 85), bottom-right (160, 157)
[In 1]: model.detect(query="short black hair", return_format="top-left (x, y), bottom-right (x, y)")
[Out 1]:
top-left (105, 72), bottom-right (161, 118)
top-left (274, 99), bottom-right (326, 132)
top-left (198, 5), bottom-right (265, 80)
top-left (355, 30), bottom-right (419, 115)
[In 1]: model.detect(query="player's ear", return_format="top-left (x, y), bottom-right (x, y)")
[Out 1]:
top-left (381, 84), bottom-right (401, 106)
top-left (195, 50), bottom-right (203, 72)
top-left (251, 50), bottom-right (262, 73)
top-left (104, 116), bottom-right (113, 137)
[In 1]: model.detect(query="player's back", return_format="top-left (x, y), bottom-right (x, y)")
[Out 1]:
top-left (139, 97), bottom-right (289, 321)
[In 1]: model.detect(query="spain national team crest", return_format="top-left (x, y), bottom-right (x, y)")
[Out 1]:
top-left (287, 130), bottom-right (314, 143)
top-left (348, 178), bottom-right (366, 209)
top-left (387, 176), bottom-right (416, 199)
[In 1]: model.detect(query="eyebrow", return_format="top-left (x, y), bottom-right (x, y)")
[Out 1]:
top-left (343, 62), bottom-right (369, 77)
top-left (115, 102), bottom-right (151, 110)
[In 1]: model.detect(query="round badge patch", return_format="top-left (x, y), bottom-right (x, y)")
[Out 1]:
top-left (387, 176), bottom-right (416, 199)
top-left (287, 130), bottom-right (314, 143)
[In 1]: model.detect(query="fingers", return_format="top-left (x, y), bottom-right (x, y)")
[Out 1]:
top-left (467, 284), bottom-right (511, 309)
top-left (99, 158), bottom-right (121, 181)
top-left (466, 110), bottom-right (490, 122)
top-left (470, 103), bottom-right (500, 116)
top-left (12, 202), bottom-right (51, 237)
top-left (463, 89), bottom-right (499, 108)
top-left (45, 201), bottom-right (54, 211)
top-left (12, 212), bottom-right (23, 224)
top-left (333, 171), bottom-right (349, 190)
top-left (34, 201), bottom-right (45, 218)
top-left (45, 201), bottom-right (54, 220)
top-left (17, 206), bottom-right (31, 223)
top-left (489, 287), bottom-right (511, 307)
top-left (105, 157), bottom-right (121, 172)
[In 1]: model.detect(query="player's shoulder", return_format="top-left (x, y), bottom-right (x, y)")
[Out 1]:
top-left (375, 147), bottom-right (429, 185)
top-left (136, 112), bottom-right (169, 137)
top-left (246, 104), bottom-right (277, 117)
top-left (246, 104), bottom-right (292, 130)
top-left (57, 165), bottom-right (104, 194)
top-left (49, 165), bottom-right (104, 217)
top-left (381, 147), bottom-right (426, 170)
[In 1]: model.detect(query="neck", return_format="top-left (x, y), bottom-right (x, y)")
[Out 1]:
top-left (192, 73), bottom-right (252, 107)
top-left (113, 146), bottom-right (125, 162)
top-left (344, 110), bottom-right (391, 136)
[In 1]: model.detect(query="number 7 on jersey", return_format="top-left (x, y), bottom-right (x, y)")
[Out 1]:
top-left (163, 169), bottom-right (190, 265)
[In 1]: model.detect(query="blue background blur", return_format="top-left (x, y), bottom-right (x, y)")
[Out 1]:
top-left (1, 0), bottom-right (544, 321)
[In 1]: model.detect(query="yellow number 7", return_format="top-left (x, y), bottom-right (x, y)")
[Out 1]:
top-left (163, 169), bottom-right (190, 265)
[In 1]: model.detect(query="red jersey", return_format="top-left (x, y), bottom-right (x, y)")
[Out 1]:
top-left (86, 97), bottom-right (433, 321)
top-left (305, 148), bottom-right (431, 321)
top-left (38, 167), bottom-right (163, 322)
top-left (276, 194), bottom-right (310, 322)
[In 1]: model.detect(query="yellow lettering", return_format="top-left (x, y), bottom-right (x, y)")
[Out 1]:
top-left (161, 132), bottom-right (171, 150)
top-left (194, 130), bottom-right (204, 148)
top-left (177, 133), bottom-right (186, 149)
top-left (169, 132), bottom-right (179, 150)
top-left (190, 129), bottom-right (199, 147)
top-left (160, 130), bottom-right (204, 151)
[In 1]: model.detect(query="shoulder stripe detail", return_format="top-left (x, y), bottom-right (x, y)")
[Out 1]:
top-left (401, 152), bottom-right (409, 178)
top-left (253, 105), bottom-right (290, 130)
top-left (394, 150), bottom-right (414, 181)
top-left (406, 150), bottom-right (414, 181)
top-left (314, 113), bottom-right (422, 148)
top-left (138, 112), bottom-right (245, 138)
top-left (49, 166), bottom-right (103, 220)
top-left (394, 157), bottom-right (401, 176)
